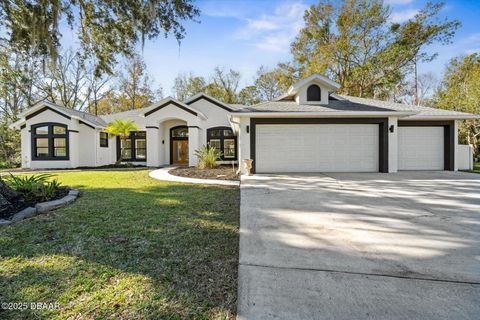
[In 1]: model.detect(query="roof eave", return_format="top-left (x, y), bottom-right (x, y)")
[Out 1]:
top-left (233, 111), bottom-right (416, 118)
top-left (141, 96), bottom-right (207, 119)
top-left (405, 114), bottom-right (480, 120)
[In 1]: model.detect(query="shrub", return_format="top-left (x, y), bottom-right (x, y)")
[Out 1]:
top-left (195, 145), bottom-right (222, 169)
top-left (5, 174), bottom-right (61, 202)
top-left (0, 159), bottom-right (20, 169)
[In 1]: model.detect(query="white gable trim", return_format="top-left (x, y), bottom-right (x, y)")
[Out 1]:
top-left (185, 93), bottom-right (234, 112)
top-left (142, 96), bottom-right (207, 120)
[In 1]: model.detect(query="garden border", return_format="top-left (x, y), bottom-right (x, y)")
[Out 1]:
top-left (149, 167), bottom-right (240, 186)
top-left (0, 188), bottom-right (79, 225)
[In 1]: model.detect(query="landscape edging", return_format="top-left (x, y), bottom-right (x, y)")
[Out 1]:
top-left (0, 188), bottom-right (80, 225)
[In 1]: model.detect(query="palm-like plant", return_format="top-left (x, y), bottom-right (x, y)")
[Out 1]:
top-left (105, 119), bottom-right (138, 165)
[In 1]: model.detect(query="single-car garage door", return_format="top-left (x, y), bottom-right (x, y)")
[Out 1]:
top-left (398, 126), bottom-right (444, 170)
top-left (255, 124), bottom-right (379, 173)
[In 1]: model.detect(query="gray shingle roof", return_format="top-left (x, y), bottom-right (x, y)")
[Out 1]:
top-left (339, 95), bottom-right (473, 118)
top-left (240, 99), bottom-right (393, 112)
top-left (228, 104), bottom-right (246, 110)
top-left (234, 94), bottom-right (476, 118)
top-left (54, 105), bottom-right (108, 127)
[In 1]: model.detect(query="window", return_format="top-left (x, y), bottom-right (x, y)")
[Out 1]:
top-left (117, 131), bottom-right (147, 161)
top-left (100, 132), bottom-right (109, 147)
top-left (31, 123), bottom-right (69, 160)
top-left (207, 127), bottom-right (237, 160)
top-left (171, 127), bottom-right (188, 138)
top-left (307, 84), bottom-right (321, 101)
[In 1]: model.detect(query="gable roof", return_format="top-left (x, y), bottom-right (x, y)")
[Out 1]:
top-left (11, 101), bottom-right (107, 129)
top-left (185, 93), bottom-right (235, 111)
top-left (277, 74), bottom-right (341, 101)
top-left (141, 96), bottom-right (206, 119)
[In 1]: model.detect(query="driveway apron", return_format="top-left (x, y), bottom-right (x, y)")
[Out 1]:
top-left (237, 172), bottom-right (480, 320)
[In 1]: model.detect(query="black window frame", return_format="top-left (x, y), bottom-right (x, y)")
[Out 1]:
top-left (307, 84), bottom-right (321, 102)
top-left (207, 127), bottom-right (237, 161)
top-left (31, 123), bottom-right (69, 161)
top-left (116, 131), bottom-right (147, 162)
top-left (100, 132), bottom-right (109, 148)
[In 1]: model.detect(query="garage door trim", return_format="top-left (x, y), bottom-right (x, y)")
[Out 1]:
top-left (398, 120), bottom-right (455, 171)
top-left (250, 118), bottom-right (389, 173)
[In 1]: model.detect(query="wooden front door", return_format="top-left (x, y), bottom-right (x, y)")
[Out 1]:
top-left (172, 140), bottom-right (189, 164)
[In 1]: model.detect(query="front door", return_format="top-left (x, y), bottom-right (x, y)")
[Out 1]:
top-left (170, 126), bottom-right (189, 165)
top-left (172, 140), bottom-right (189, 164)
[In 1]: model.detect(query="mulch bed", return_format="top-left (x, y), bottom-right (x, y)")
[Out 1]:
top-left (169, 165), bottom-right (239, 181)
top-left (0, 187), bottom-right (69, 220)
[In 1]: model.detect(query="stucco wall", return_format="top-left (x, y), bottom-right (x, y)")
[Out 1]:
top-left (96, 132), bottom-right (116, 166)
top-left (188, 98), bottom-right (232, 146)
top-left (295, 81), bottom-right (330, 105)
top-left (235, 116), bottom-right (251, 174)
top-left (78, 124), bottom-right (96, 167)
top-left (24, 109), bottom-right (74, 169)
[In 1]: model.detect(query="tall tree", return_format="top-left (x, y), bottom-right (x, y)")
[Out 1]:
top-left (254, 66), bottom-right (288, 101)
top-left (398, 72), bottom-right (438, 106)
top-left (205, 67), bottom-right (241, 103)
top-left (0, 45), bottom-right (41, 121)
top-left (172, 73), bottom-right (206, 101)
top-left (117, 54), bottom-right (163, 111)
top-left (37, 50), bottom-right (92, 110)
top-left (291, 0), bottom-right (459, 98)
top-left (0, 0), bottom-right (200, 75)
top-left (238, 86), bottom-right (261, 106)
top-left (433, 54), bottom-right (480, 154)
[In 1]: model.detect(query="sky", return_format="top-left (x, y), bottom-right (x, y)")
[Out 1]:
top-left (61, 0), bottom-right (480, 95)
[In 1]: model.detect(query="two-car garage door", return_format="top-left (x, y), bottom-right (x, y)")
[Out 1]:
top-left (254, 122), bottom-right (450, 173)
top-left (255, 124), bottom-right (379, 173)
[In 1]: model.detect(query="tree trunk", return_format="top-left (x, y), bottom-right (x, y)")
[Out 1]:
top-left (413, 56), bottom-right (419, 106)
top-left (115, 137), bottom-right (125, 165)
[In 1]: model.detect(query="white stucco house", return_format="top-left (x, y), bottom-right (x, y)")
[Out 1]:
top-left (10, 74), bottom-right (478, 173)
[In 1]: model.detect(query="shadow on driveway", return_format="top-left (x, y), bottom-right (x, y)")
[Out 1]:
top-left (238, 171), bottom-right (480, 319)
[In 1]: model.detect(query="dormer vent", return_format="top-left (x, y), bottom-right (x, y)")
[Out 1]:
top-left (307, 84), bottom-right (321, 102)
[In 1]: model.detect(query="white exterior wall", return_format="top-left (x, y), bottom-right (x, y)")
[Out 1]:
top-left (296, 82), bottom-right (330, 105)
top-left (388, 117), bottom-right (398, 173)
top-left (457, 144), bottom-right (474, 170)
top-left (144, 104), bottom-right (200, 167)
top-left (24, 109), bottom-right (74, 169)
top-left (236, 117), bottom-right (251, 174)
top-left (78, 124), bottom-right (96, 167)
top-left (187, 99), bottom-right (232, 145)
top-left (96, 132), bottom-right (116, 166)
top-left (146, 127), bottom-right (160, 167)
top-left (20, 127), bottom-right (30, 169)
top-left (188, 127), bottom-right (200, 167)
top-left (188, 99), bottom-right (238, 166)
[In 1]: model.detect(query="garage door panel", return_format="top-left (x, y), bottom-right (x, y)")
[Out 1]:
top-left (256, 124), bottom-right (379, 173)
top-left (398, 127), bottom-right (444, 170)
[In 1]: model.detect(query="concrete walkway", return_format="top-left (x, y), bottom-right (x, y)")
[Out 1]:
top-left (149, 167), bottom-right (240, 186)
top-left (238, 172), bottom-right (480, 319)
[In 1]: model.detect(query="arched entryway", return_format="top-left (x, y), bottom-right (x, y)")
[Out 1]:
top-left (170, 126), bottom-right (189, 165)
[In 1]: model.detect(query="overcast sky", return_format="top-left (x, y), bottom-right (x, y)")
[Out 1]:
top-left (61, 0), bottom-right (480, 95)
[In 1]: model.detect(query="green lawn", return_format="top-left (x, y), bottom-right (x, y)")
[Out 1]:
top-left (0, 170), bottom-right (240, 319)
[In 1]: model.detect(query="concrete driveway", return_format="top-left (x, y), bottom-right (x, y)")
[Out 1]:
top-left (237, 171), bottom-right (480, 320)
